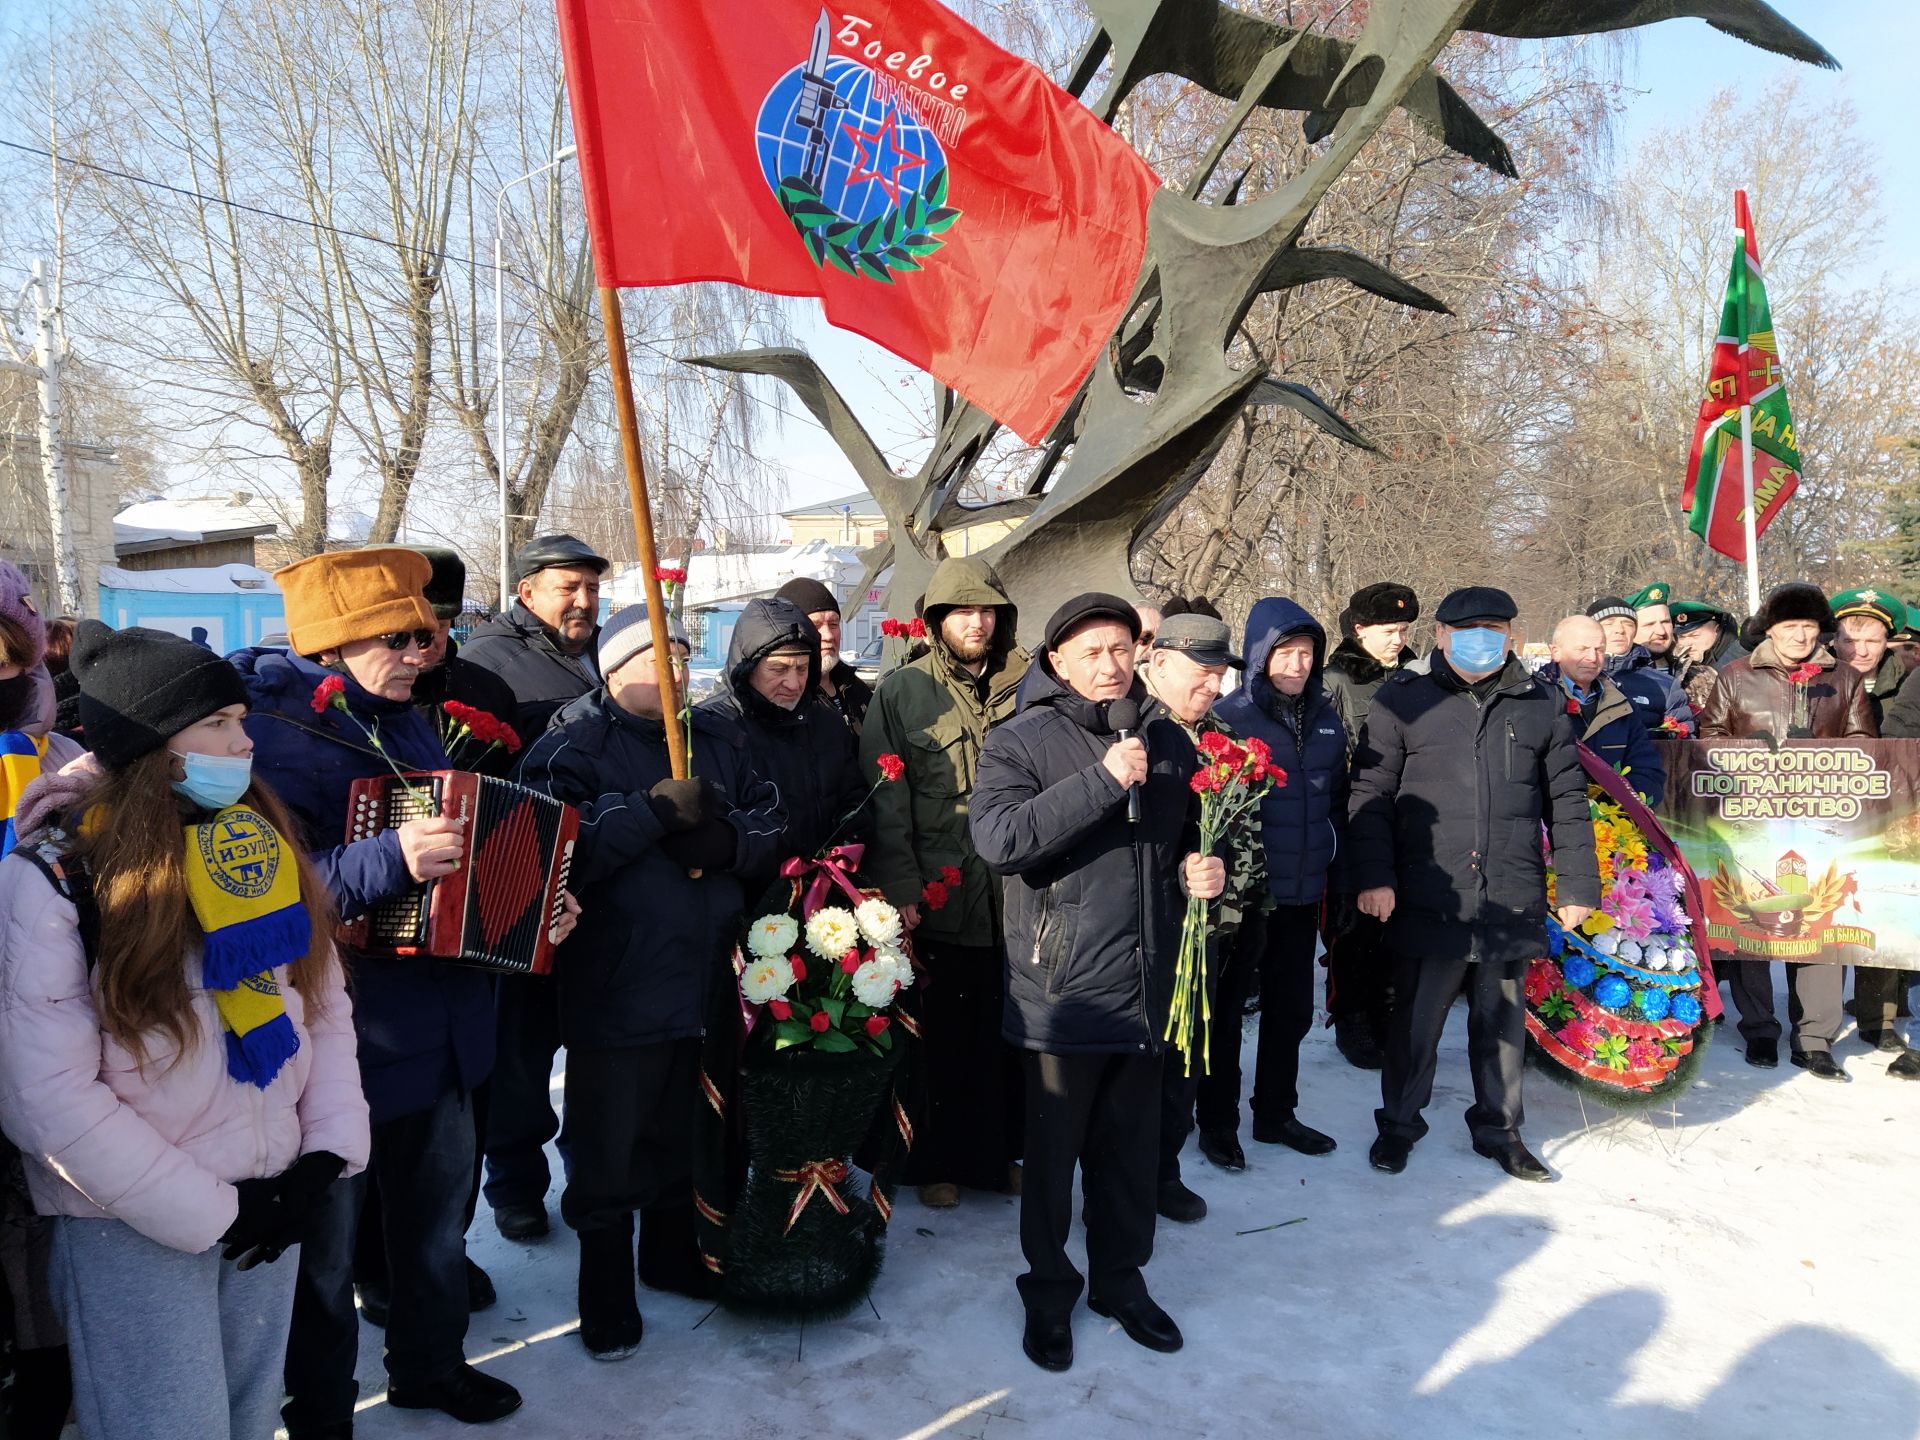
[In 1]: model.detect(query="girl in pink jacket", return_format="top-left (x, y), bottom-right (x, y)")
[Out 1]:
top-left (0, 623), bottom-right (369, 1440)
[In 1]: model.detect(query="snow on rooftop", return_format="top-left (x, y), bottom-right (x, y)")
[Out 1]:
top-left (98, 563), bottom-right (279, 594)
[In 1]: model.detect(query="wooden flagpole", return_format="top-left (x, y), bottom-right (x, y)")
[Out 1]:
top-left (598, 284), bottom-right (690, 779)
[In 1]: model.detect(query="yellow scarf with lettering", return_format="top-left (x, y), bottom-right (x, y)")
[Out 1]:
top-left (181, 806), bottom-right (311, 1088)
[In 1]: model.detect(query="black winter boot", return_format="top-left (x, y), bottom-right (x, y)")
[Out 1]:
top-left (577, 1226), bottom-right (642, 1361)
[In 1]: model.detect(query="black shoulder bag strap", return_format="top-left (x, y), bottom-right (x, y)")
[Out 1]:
top-left (14, 835), bottom-right (100, 974)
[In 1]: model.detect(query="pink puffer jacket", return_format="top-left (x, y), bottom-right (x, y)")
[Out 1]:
top-left (0, 832), bottom-right (370, 1255)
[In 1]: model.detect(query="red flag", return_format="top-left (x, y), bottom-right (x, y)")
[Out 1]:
top-left (556, 0), bottom-right (1161, 443)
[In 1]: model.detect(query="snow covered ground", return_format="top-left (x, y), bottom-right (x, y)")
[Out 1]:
top-left (343, 992), bottom-right (1920, 1440)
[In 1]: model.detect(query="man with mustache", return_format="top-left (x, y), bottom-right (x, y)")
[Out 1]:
top-left (459, 534), bottom-right (609, 1245)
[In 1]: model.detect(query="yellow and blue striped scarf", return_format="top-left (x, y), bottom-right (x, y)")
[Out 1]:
top-left (1, 731), bottom-right (47, 858)
top-left (182, 806), bottom-right (311, 1088)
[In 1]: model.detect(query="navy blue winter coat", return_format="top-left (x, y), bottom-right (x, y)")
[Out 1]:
top-left (516, 690), bottom-right (784, 1051)
top-left (1536, 663), bottom-right (1665, 802)
top-left (1605, 645), bottom-right (1694, 735)
top-left (230, 647), bottom-right (494, 1124)
top-left (971, 666), bottom-right (1198, 1054)
top-left (1213, 598), bottom-right (1349, 906)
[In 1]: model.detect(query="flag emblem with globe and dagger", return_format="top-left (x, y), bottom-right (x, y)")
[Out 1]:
top-left (755, 9), bottom-right (961, 284)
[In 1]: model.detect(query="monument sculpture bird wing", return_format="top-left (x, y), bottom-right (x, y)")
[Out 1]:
top-left (1460, 0), bottom-right (1838, 68)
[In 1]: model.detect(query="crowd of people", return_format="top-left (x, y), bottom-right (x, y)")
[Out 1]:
top-left (0, 537), bottom-right (1911, 1435)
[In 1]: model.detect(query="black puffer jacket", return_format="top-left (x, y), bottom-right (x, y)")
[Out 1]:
top-left (696, 598), bottom-right (868, 893)
top-left (1347, 655), bottom-right (1600, 967)
top-left (516, 690), bottom-right (783, 1050)
top-left (459, 600), bottom-right (601, 740)
top-left (971, 665), bottom-right (1198, 1055)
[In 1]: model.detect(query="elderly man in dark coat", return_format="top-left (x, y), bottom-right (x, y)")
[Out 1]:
top-left (518, 604), bottom-right (783, 1359)
top-left (971, 593), bottom-right (1221, 1373)
top-left (1348, 586), bottom-right (1599, 1184)
top-left (460, 533), bottom-right (610, 1240)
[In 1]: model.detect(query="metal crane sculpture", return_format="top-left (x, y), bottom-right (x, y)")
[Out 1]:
top-left (694, 0), bottom-right (1835, 643)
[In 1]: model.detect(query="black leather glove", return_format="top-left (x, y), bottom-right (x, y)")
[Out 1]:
top-left (220, 1177), bottom-right (285, 1260)
top-left (659, 814), bottom-right (738, 871)
top-left (646, 777), bottom-right (711, 833)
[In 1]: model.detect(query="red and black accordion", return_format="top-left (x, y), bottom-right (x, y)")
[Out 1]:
top-left (339, 771), bottom-right (579, 976)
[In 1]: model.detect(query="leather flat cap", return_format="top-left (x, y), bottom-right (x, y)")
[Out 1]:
top-left (513, 533), bottom-right (609, 582)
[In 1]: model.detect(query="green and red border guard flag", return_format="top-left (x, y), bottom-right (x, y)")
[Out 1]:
top-left (1684, 189), bottom-right (1801, 562)
top-left (555, 0), bottom-right (1162, 443)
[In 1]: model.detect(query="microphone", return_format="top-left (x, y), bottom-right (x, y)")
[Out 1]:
top-left (1107, 697), bottom-right (1142, 825)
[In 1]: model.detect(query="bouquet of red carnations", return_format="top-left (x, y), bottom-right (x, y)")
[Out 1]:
top-left (1167, 730), bottom-right (1282, 1075)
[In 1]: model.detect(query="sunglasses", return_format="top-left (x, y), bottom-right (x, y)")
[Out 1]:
top-left (379, 629), bottom-right (437, 652)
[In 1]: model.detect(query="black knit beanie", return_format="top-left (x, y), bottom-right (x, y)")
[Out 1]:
top-left (71, 620), bottom-right (249, 769)
top-left (774, 576), bottom-right (840, 616)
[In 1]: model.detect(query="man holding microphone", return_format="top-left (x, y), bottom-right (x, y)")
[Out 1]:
top-left (971, 593), bottom-right (1222, 1374)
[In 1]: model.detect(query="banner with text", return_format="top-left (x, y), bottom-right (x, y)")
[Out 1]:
top-left (1653, 738), bottom-right (1920, 969)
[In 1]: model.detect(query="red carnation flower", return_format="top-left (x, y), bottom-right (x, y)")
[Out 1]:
top-left (865, 1015), bottom-right (890, 1037)
top-left (876, 753), bottom-right (906, 782)
top-left (906, 617), bottom-right (927, 638)
top-left (1789, 661), bottom-right (1821, 685)
top-left (787, 954), bottom-right (807, 983)
top-left (311, 675), bottom-right (346, 714)
top-left (653, 565), bottom-right (688, 585)
top-left (767, 998), bottom-right (792, 1021)
top-left (809, 1010), bottom-right (831, 1033)
top-left (921, 879), bottom-right (950, 912)
top-left (939, 865), bottom-right (963, 888)
top-left (1566, 696), bottom-right (1581, 716)
top-left (1189, 770), bottom-right (1216, 795)
top-left (880, 618), bottom-right (903, 638)
top-left (840, 949), bottom-right (862, 975)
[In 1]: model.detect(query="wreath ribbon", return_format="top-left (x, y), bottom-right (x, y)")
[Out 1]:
top-left (773, 1158), bottom-right (851, 1235)
top-left (779, 844), bottom-right (867, 919)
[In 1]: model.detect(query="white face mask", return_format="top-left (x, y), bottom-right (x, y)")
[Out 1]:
top-left (169, 750), bottom-right (253, 810)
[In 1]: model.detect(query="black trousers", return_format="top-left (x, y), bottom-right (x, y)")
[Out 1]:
top-left (482, 974), bottom-right (566, 1211)
top-left (1851, 966), bottom-right (1912, 1038)
top-left (1161, 923), bottom-right (1238, 1181)
top-left (560, 1039), bottom-right (699, 1271)
top-left (284, 1088), bottom-right (476, 1434)
top-left (1377, 953), bottom-right (1526, 1147)
top-left (1019, 1051), bottom-right (1158, 1319)
top-left (909, 939), bottom-right (1022, 1190)
top-left (1726, 957), bottom-right (1842, 1053)
top-left (1327, 909), bottom-right (1392, 1030)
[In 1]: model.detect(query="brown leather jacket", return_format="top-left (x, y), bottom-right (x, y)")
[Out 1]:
top-left (1697, 640), bottom-right (1877, 741)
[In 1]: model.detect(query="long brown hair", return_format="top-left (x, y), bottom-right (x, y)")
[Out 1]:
top-left (73, 749), bottom-right (340, 1063)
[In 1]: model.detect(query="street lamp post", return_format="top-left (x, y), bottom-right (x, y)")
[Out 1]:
top-left (493, 145), bottom-right (577, 610)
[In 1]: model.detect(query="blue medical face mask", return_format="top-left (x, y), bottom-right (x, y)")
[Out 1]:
top-left (169, 751), bottom-right (253, 810)
top-left (1446, 627), bottom-right (1508, 673)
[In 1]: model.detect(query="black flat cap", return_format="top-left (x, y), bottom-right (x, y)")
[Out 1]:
top-left (1044, 592), bottom-right (1142, 652)
top-left (1586, 596), bottom-right (1635, 624)
top-left (513, 534), bottom-right (609, 583)
top-left (1153, 613), bottom-right (1243, 668)
top-left (1434, 586), bottom-right (1518, 626)
top-left (415, 546), bottom-right (467, 619)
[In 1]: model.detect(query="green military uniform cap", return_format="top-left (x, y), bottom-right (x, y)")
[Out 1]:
top-left (1830, 587), bottom-right (1907, 635)
top-left (1626, 582), bottom-right (1672, 611)
top-left (1668, 599), bottom-right (1721, 632)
